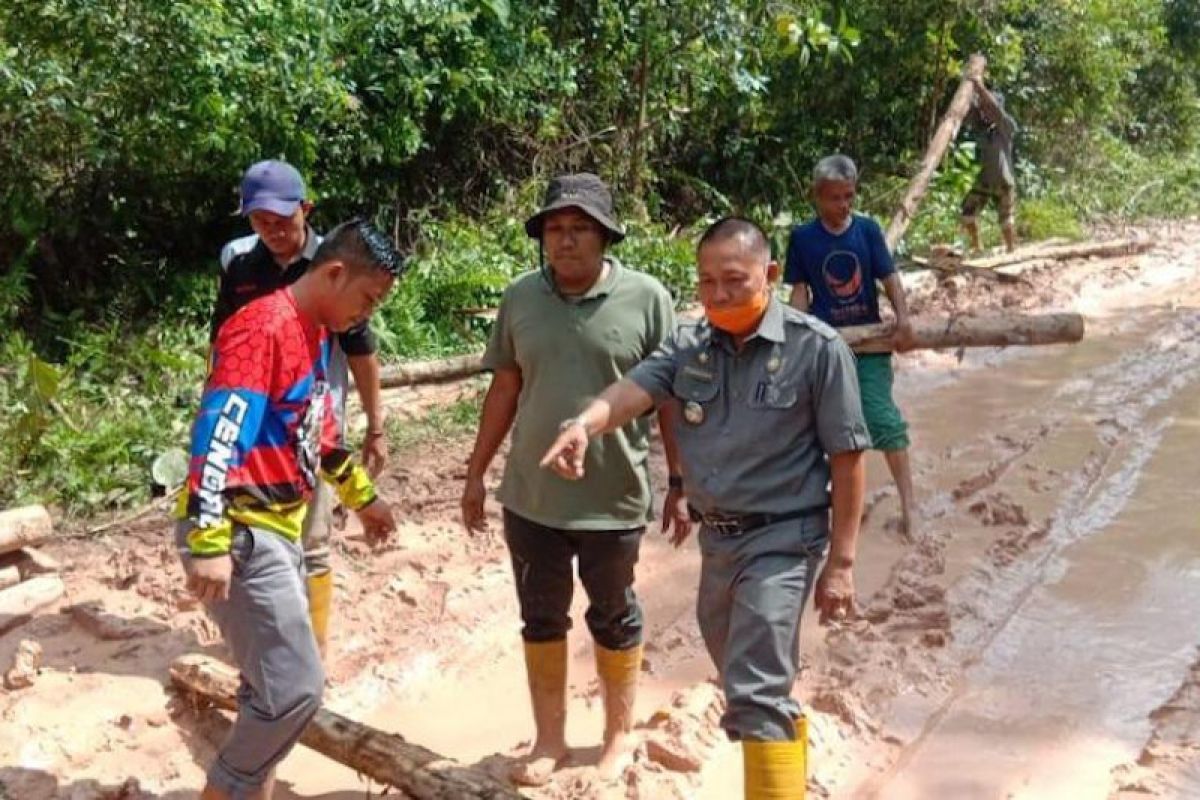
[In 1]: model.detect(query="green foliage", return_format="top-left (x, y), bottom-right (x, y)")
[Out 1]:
top-left (3, 0), bottom-right (1199, 516)
top-left (383, 390), bottom-right (486, 452)
top-left (0, 320), bottom-right (207, 513)
top-left (1016, 197), bottom-right (1084, 241)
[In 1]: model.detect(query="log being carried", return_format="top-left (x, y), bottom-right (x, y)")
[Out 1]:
top-left (375, 310), bottom-right (1083, 389)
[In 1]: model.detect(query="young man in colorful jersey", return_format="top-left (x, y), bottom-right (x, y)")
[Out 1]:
top-left (785, 155), bottom-right (918, 541)
top-left (210, 160), bottom-right (388, 659)
top-left (179, 220), bottom-right (403, 800)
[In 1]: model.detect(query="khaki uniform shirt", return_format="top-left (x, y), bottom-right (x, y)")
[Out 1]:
top-left (626, 297), bottom-right (870, 515)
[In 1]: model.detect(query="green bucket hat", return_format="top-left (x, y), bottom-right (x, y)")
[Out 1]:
top-left (524, 172), bottom-right (626, 243)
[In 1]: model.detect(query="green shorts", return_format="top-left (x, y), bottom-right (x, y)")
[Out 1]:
top-left (855, 353), bottom-right (910, 451)
top-left (961, 183), bottom-right (1016, 225)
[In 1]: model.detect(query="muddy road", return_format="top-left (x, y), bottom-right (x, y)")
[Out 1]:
top-left (1, 223), bottom-right (1198, 800)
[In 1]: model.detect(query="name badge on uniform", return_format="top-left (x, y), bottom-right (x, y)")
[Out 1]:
top-left (683, 400), bottom-right (705, 425)
top-left (683, 365), bottom-right (715, 381)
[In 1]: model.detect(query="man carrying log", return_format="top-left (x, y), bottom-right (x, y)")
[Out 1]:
top-left (201, 160), bottom-right (390, 661)
top-left (786, 155), bottom-right (917, 541)
top-left (541, 217), bottom-right (869, 799)
top-left (960, 76), bottom-right (1020, 253)
top-left (460, 173), bottom-right (685, 784)
top-left (177, 220), bottom-right (403, 800)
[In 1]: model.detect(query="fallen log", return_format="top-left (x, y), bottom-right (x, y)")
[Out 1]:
top-left (885, 54), bottom-right (987, 253)
top-left (908, 255), bottom-right (1028, 284)
top-left (843, 311), bottom-right (1084, 354)
top-left (0, 575), bottom-right (65, 635)
top-left (0, 505), bottom-right (53, 556)
top-left (171, 654), bottom-right (523, 800)
top-left (377, 354), bottom-right (486, 389)
top-left (0, 547), bottom-right (61, 581)
top-left (0, 566), bottom-right (19, 591)
top-left (967, 238), bottom-right (1151, 270)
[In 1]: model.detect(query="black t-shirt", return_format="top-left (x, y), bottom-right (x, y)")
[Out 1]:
top-left (210, 230), bottom-right (377, 356)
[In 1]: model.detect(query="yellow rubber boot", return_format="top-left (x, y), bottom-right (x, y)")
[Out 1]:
top-left (594, 643), bottom-right (642, 780)
top-left (306, 570), bottom-right (333, 662)
top-left (742, 716), bottom-right (807, 799)
top-left (511, 640), bottom-right (570, 786)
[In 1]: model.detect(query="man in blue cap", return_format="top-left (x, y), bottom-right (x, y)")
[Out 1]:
top-left (205, 159), bottom-right (389, 660)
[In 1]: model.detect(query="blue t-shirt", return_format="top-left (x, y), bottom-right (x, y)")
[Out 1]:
top-left (784, 215), bottom-right (895, 327)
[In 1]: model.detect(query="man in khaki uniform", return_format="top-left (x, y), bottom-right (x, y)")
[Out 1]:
top-left (542, 217), bottom-right (869, 799)
top-left (460, 173), bottom-right (686, 784)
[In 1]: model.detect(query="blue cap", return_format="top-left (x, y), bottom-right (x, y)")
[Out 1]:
top-left (237, 160), bottom-right (306, 216)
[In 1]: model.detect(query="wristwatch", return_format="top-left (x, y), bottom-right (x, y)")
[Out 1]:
top-left (558, 416), bottom-right (587, 433)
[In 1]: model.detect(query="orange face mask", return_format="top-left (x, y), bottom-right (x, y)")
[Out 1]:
top-left (705, 290), bottom-right (770, 336)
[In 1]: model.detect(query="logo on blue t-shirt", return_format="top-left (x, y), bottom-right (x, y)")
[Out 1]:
top-left (821, 250), bottom-right (865, 301)
top-left (784, 216), bottom-right (896, 328)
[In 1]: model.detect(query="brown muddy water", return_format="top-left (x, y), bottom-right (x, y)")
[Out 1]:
top-left (859, 298), bottom-right (1200, 798)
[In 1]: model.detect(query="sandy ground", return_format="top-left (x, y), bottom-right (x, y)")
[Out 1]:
top-left (3, 221), bottom-right (1200, 800)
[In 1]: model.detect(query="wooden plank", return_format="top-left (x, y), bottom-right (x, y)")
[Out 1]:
top-left (171, 654), bottom-right (523, 799)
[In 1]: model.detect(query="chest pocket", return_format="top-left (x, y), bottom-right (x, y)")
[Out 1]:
top-left (747, 376), bottom-right (800, 410)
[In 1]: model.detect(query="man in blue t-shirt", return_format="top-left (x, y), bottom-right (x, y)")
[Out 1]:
top-left (785, 154), bottom-right (917, 541)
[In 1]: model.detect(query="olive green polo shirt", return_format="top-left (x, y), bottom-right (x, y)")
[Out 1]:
top-left (483, 258), bottom-right (675, 530)
top-left (626, 297), bottom-right (871, 515)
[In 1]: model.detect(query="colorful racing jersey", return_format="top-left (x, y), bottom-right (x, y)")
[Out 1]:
top-left (182, 288), bottom-right (376, 557)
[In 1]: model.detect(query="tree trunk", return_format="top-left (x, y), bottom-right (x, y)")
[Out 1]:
top-left (171, 654), bottom-right (523, 800)
top-left (0, 575), bottom-right (65, 635)
top-left (0, 566), bottom-right (19, 591)
top-left (966, 238), bottom-right (1151, 270)
top-left (885, 53), bottom-right (987, 253)
top-left (842, 312), bottom-right (1085, 354)
top-left (376, 354), bottom-right (486, 389)
top-left (0, 505), bottom-right (53, 556)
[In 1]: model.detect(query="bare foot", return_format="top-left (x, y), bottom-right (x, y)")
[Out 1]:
top-left (595, 729), bottom-right (635, 781)
top-left (884, 513), bottom-right (916, 544)
top-left (510, 742), bottom-right (570, 787)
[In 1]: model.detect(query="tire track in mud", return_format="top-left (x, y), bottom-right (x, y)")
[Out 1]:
top-left (844, 304), bottom-right (1200, 798)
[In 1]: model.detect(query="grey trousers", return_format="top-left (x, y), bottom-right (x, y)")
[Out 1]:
top-left (696, 513), bottom-right (828, 741)
top-left (176, 524), bottom-right (324, 798)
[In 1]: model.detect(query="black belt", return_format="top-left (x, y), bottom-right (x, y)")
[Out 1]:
top-left (688, 504), bottom-right (829, 537)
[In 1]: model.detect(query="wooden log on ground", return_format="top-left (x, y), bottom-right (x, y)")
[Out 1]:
top-left (0, 575), bottom-right (65, 635)
top-left (885, 54), bottom-right (987, 253)
top-left (0, 547), bottom-right (61, 581)
top-left (171, 654), bottom-right (523, 800)
top-left (908, 255), bottom-right (1028, 284)
top-left (842, 312), bottom-right (1084, 354)
top-left (0, 505), bottom-right (52, 556)
top-left (0, 566), bottom-right (19, 591)
top-left (966, 238), bottom-right (1151, 270)
top-left (377, 354), bottom-right (486, 389)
